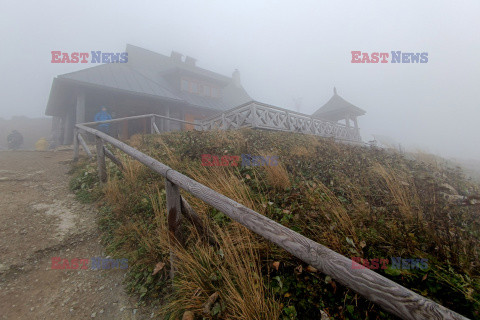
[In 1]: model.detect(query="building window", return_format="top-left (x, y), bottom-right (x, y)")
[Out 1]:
top-left (181, 79), bottom-right (189, 91)
top-left (211, 87), bottom-right (219, 98)
top-left (181, 78), bottom-right (219, 98)
top-left (190, 82), bottom-right (198, 93)
top-left (204, 85), bottom-right (211, 96)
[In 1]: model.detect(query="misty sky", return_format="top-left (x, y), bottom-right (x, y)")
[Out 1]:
top-left (1, 0), bottom-right (479, 159)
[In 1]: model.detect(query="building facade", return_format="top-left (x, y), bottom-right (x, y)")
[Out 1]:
top-left (45, 44), bottom-right (252, 144)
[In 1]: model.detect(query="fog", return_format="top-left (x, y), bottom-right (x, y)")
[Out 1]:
top-left (1, 0), bottom-right (479, 159)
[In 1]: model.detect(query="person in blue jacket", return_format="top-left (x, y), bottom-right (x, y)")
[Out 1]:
top-left (94, 107), bottom-right (112, 134)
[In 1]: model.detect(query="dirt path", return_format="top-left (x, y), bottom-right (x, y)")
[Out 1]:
top-left (0, 151), bottom-right (152, 319)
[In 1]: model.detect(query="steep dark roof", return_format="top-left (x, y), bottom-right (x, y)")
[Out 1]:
top-left (46, 45), bottom-right (252, 116)
top-left (59, 63), bottom-right (179, 100)
top-left (126, 44), bottom-right (231, 84)
top-left (312, 88), bottom-right (366, 121)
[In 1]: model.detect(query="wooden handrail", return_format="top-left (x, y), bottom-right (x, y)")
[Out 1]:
top-left (74, 121), bottom-right (470, 320)
top-left (80, 113), bottom-right (197, 127)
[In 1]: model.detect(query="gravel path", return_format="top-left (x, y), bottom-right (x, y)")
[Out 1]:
top-left (0, 151), bottom-right (151, 319)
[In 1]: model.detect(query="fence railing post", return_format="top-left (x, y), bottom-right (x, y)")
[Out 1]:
top-left (151, 116), bottom-right (160, 134)
top-left (251, 104), bottom-right (257, 128)
top-left (78, 133), bottom-right (93, 158)
top-left (165, 178), bottom-right (184, 280)
top-left (95, 136), bottom-right (107, 183)
top-left (73, 128), bottom-right (79, 161)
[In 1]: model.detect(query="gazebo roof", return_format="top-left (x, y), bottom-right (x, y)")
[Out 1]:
top-left (312, 88), bottom-right (366, 121)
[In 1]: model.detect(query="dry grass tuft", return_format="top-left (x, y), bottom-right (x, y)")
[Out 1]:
top-left (103, 177), bottom-right (124, 210)
top-left (263, 161), bottom-right (291, 190)
top-left (291, 145), bottom-right (310, 157)
top-left (410, 149), bottom-right (440, 168)
top-left (158, 221), bottom-right (281, 319)
top-left (305, 180), bottom-right (357, 243)
top-left (372, 163), bottom-right (423, 222)
top-left (122, 157), bottom-right (145, 186)
top-left (187, 165), bottom-right (259, 212)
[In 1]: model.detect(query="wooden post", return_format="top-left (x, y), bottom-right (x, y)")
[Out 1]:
top-left (104, 147), bottom-right (124, 170)
top-left (151, 116), bottom-right (160, 134)
top-left (352, 117), bottom-right (360, 141)
top-left (165, 107), bottom-right (170, 132)
top-left (159, 110), bottom-right (164, 132)
top-left (78, 133), bottom-right (93, 158)
top-left (153, 122), bottom-right (160, 134)
top-left (63, 108), bottom-right (74, 145)
top-left (181, 197), bottom-right (216, 246)
top-left (142, 117), bottom-right (147, 134)
top-left (345, 115), bottom-right (351, 128)
top-left (165, 178), bottom-right (183, 279)
top-left (75, 91), bottom-right (85, 124)
top-left (95, 136), bottom-right (107, 183)
top-left (73, 128), bottom-right (79, 161)
top-left (251, 104), bottom-right (257, 128)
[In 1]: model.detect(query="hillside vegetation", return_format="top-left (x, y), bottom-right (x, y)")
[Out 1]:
top-left (70, 129), bottom-right (480, 319)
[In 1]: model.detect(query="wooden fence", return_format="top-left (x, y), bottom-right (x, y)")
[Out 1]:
top-left (201, 101), bottom-right (362, 143)
top-left (74, 114), bottom-right (469, 320)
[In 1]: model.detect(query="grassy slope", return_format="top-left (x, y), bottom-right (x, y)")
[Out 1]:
top-left (70, 129), bottom-right (480, 320)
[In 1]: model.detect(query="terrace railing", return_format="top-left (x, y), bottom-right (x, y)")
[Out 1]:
top-left (73, 114), bottom-right (469, 320)
top-left (201, 101), bottom-right (362, 143)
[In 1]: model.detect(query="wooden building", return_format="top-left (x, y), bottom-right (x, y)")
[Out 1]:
top-left (312, 87), bottom-right (366, 139)
top-left (45, 44), bottom-right (252, 144)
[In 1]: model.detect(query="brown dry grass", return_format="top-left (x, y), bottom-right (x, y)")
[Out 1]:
top-left (305, 180), bottom-right (358, 245)
top-left (264, 163), bottom-right (291, 190)
top-left (103, 144), bottom-right (281, 319)
top-left (147, 179), bottom-right (280, 319)
top-left (410, 149), bottom-right (440, 168)
top-left (372, 163), bottom-right (423, 223)
top-left (158, 223), bottom-right (281, 319)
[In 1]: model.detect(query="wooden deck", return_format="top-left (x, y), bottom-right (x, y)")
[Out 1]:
top-left (201, 101), bottom-right (362, 143)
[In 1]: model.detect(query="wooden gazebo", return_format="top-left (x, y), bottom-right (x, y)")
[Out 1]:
top-left (312, 88), bottom-right (366, 139)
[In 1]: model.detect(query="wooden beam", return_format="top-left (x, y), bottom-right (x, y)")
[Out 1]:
top-left (151, 116), bottom-right (160, 134)
top-left (152, 122), bottom-right (160, 134)
top-left (180, 197), bottom-right (217, 246)
top-left (165, 178), bottom-right (184, 279)
top-left (63, 109), bottom-right (74, 145)
top-left (77, 133), bottom-right (93, 158)
top-left (165, 107), bottom-right (170, 131)
top-left (80, 113), bottom-right (155, 127)
top-left (73, 129), bottom-right (79, 161)
top-left (104, 147), bottom-right (124, 171)
top-left (251, 104), bottom-right (257, 128)
top-left (75, 91), bottom-right (85, 124)
top-left (95, 136), bottom-right (107, 183)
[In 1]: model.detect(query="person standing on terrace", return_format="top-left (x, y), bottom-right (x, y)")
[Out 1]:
top-left (94, 107), bottom-right (112, 134)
